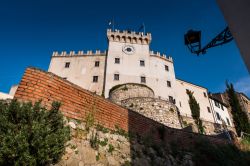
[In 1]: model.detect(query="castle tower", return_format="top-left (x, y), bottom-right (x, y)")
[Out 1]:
top-left (104, 29), bottom-right (177, 102)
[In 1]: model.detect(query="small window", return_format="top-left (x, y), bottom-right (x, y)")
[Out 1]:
top-left (141, 76), bottom-right (146, 83)
top-left (216, 112), bottom-right (221, 120)
top-left (203, 92), bottom-right (207, 98)
top-left (169, 96), bottom-right (174, 103)
top-left (214, 101), bottom-right (220, 108)
top-left (95, 61), bottom-right (100, 67)
top-left (167, 81), bottom-right (171, 87)
top-left (207, 107), bottom-right (211, 113)
top-left (63, 77), bottom-right (67, 80)
top-left (179, 101), bottom-right (182, 107)
top-left (65, 62), bottom-right (70, 68)
top-left (221, 104), bottom-right (224, 110)
top-left (93, 76), bottom-right (98, 82)
top-left (114, 74), bottom-right (119, 81)
top-left (165, 65), bottom-right (169, 71)
top-left (115, 58), bottom-right (120, 64)
top-left (140, 60), bottom-right (145, 66)
top-left (226, 118), bottom-right (230, 125)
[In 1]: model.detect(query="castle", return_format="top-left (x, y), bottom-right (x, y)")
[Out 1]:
top-left (48, 29), bottom-right (234, 134)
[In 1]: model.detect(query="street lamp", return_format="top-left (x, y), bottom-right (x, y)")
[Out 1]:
top-left (184, 27), bottom-right (233, 55)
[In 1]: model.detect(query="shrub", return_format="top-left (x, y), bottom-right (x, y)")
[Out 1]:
top-left (0, 100), bottom-right (70, 165)
top-left (226, 82), bottom-right (250, 136)
top-left (186, 90), bottom-right (204, 134)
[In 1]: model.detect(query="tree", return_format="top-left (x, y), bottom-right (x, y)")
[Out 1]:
top-left (186, 90), bottom-right (204, 134)
top-left (0, 100), bottom-right (70, 165)
top-left (226, 82), bottom-right (250, 136)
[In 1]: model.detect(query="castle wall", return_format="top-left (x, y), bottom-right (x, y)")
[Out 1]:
top-left (121, 97), bottom-right (182, 129)
top-left (48, 52), bottom-right (106, 95)
top-left (109, 83), bottom-right (154, 104)
top-left (46, 29), bottom-right (236, 127)
top-left (14, 67), bottom-right (230, 146)
top-left (175, 79), bottom-right (215, 123)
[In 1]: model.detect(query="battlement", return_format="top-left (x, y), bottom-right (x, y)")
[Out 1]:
top-left (52, 50), bottom-right (107, 57)
top-left (107, 29), bottom-right (152, 45)
top-left (149, 51), bottom-right (173, 62)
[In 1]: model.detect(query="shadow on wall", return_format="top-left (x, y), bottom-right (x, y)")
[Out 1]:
top-left (14, 67), bottom-right (249, 165)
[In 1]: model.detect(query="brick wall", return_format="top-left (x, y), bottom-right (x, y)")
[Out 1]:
top-left (14, 68), bottom-right (231, 146)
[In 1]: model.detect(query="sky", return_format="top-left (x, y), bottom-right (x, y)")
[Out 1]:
top-left (0, 0), bottom-right (249, 97)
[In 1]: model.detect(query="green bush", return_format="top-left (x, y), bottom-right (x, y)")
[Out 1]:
top-left (0, 100), bottom-right (70, 165)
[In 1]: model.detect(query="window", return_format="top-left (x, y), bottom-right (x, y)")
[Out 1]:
top-left (216, 112), bottom-right (221, 120)
top-left (115, 58), bottom-right (120, 64)
top-left (203, 92), bottom-right (207, 98)
top-left (221, 104), bottom-right (224, 110)
top-left (93, 76), bottom-right (98, 82)
top-left (165, 65), bottom-right (169, 71)
top-left (114, 74), bottom-right (119, 81)
top-left (179, 101), bottom-right (182, 107)
top-left (63, 77), bottom-right (67, 80)
top-left (214, 100), bottom-right (220, 108)
top-left (226, 118), bottom-right (230, 125)
top-left (141, 76), bottom-right (146, 83)
top-left (140, 60), bottom-right (145, 66)
top-left (169, 96), bottom-right (174, 103)
top-left (207, 107), bottom-right (211, 113)
top-left (65, 62), bottom-right (70, 68)
top-left (95, 61), bottom-right (100, 67)
top-left (167, 81), bottom-right (171, 87)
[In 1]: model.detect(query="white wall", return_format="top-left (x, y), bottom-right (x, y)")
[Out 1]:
top-left (209, 98), bottom-right (233, 126)
top-left (0, 92), bottom-right (13, 100)
top-left (48, 55), bottom-right (106, 95)
top-left (175, 79), bottom-right (215, 123)
top-left (9, 85), bottom-right (18, 96)
top-left (105, 36), bottom-right (176, 101)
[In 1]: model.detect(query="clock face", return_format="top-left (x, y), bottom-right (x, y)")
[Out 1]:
top-left (123, 45), bottom-right (135, 55)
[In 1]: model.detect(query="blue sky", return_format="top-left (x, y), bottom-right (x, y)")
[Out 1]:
top-left (0, 0), bottom-right (249, 97)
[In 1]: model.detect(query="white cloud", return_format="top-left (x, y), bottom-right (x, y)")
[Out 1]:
top-left (234, 76), bottom-right (250, 97)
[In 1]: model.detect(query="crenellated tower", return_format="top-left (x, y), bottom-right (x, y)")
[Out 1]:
top-left (107, 29), bottom-right (152, 45)
top-left (104, 29), bottom-right (176, 100)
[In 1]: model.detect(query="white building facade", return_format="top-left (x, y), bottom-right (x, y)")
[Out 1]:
top-left (48, 28), bottom-right (234, 127)
top-left (209, 97), bottom-right (233, 127)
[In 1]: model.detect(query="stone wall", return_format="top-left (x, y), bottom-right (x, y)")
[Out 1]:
top-left (14, 67), bottom-right (231, 146)
top-left (181, 116), bottom-right (236, 136)
top-left (109, 83), bottom-right (154, 105)
top-left (56, 118), bottom-right (194, 166)
top-left (121, 97), bottom-right (182, 129)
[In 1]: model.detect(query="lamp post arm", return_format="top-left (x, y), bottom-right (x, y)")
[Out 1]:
top-left (198, 27), bottom-right (233, 55)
